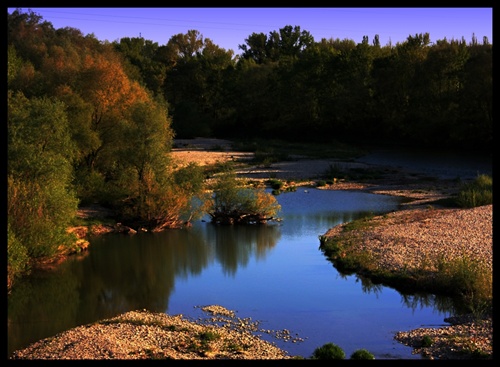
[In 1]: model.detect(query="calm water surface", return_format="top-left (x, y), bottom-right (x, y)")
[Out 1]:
top-left (8, 188), bottom-right (456, 359)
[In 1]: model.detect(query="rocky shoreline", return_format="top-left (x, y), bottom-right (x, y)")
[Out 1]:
top-left (10, 306), bottom-right (295, 360)
top-left (394, 313), bottom-right (492, 360)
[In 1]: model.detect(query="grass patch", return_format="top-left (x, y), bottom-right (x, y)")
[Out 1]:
top-left (316, 180), bottom-right (327, 187)
top-left (342, 213), bottom-right (375, 231)
top-left (198, 330), bottom-right (220, 342)
top-left (435, 254), bottom-right (492, 315)
top-left (420, 335), bottom-right (433, 347)
top-left (455, 174), bottom-right (492, 208)
top-left (427, 197), bottom-right (459, 208)
top-left (323, 163), bottom-right (348, 180)
top-left (225, 342), bottom-right (249, 353)
top-left (185, 330), bottom-right (222, 354)
top-left (71, 216), bottom-right (116, 228)
top-left (252, 151), bottom-right (289, 166)
top-left (209, 144), bottom-right (227, 151)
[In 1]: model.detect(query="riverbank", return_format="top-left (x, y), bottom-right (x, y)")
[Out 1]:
top-left (321, 204), bottom-right (492, 359)
top-left (10, 306), bottom-right (295, 360)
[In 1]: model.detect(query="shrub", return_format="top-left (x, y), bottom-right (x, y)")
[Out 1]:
top-left (198, 331), bottom-right (220, 342)
top-left (268, 178), bottom-right (283, 190)
top-left (436, 254), bottom-right (492, 314)
top-left (173, 162), bottom-right (205, 194)
top-left (455, 174), bottom-right (492, 208)
top-left (209, 170), bottom-right (281, 224)
top-left (316, 180), bottom-right (326, 187)
top-left (421, 335), bottom-right (433, 347)
top-left (350, 348), bottom-right (375, 359)
top-left (311, 342), bottom-right (345, 359)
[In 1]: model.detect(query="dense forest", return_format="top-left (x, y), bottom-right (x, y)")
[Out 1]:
top-left (7, 9), bottom-right (492, 288)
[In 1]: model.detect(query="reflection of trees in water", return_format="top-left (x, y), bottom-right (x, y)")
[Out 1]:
top-left (7, 222), bottom-right (281, 355)
top-left (88, 228), bottom-right (211, 314)
top-left (401, 293), bottom-right (465, 315)
top-left (7, 266), bottom-right (82, 356)
top-left (7, 228), bottom-right (212, 356)
top-left (204, 224), bottom-right (282, 277)
top-left (358, 276), bottom-right (384, 296)
top-left (334, 269), bottom-right (462, 316)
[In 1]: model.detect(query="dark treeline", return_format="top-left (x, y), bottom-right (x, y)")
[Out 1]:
top-left (7, 9), bottom-right (492, 288)
top-left (124, 24), bottom-right (491, 150)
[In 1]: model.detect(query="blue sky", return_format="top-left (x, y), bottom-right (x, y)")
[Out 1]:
top-left (8, 7), bottom-right (493, 55)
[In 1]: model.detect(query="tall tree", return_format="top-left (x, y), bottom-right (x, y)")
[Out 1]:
top-left (163, 30), bottom-right (235, 138)
top-left (457, 42), bottom-right (492, 149)
top-left (75, 49), bottom-right (149, 172)
top-left (8, 91), bottom-right (79, 262)
top-left (239, 32), bottom-right (269, 63)
top-left (239, 25), bottom-right (314, 63)
top-left (113, 37), bottom-right (167, 96)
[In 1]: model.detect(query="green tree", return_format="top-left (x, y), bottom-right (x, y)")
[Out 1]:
top-left (298, 38), bottom-right (357, 140)
top-left (7, 220), bottom-right (30, 291)
top-left (410, 38), bottom-right (469, 146)
top-left (457, 41), bottom-right (492, 149)
top-left (273, 25), bottom-right (314, 59)
top-left (239, 25), bottom-right (314, 64)
top-left (106, 99), bottom-right (205, 230)
top-left (163, 30), bottom-right (208, 137)
top-left (106, 99), bottom-right (172, 222)
top-left (113, 37), bottom-right (167, 96)
top-left (8, 91), bottom-right (79, 271)
top-left (7, 9), bottom-right (55, 71)
top-left (7, 45), bottom-right (22, 85)
top-left (390, 33), bottom-right (431, 141)
top-left (75, 48), bottom-right (150, 173)
top-left (231, 60), bottom-right (279, 138)
top-left (238, 32), bottom-right (269, 63)
top-left (163, 30), bottom-right (235, 138)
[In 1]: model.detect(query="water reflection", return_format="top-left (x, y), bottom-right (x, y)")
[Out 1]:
top-left (203, 224), bottom-right (281, 276)
top-left (7, 222), bottom-right (282, 356)
top-left (333, 267), bottom-right (466, 315)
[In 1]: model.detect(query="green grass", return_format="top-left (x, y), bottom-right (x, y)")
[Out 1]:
top-left (342, 213), bottom-right (375, 231)
top-left (455, 174), bottom-right (492, 208)
top-left (420, 335), bottom-right (433, 347)
top-left (198, 330), bottom-right (220, 342)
